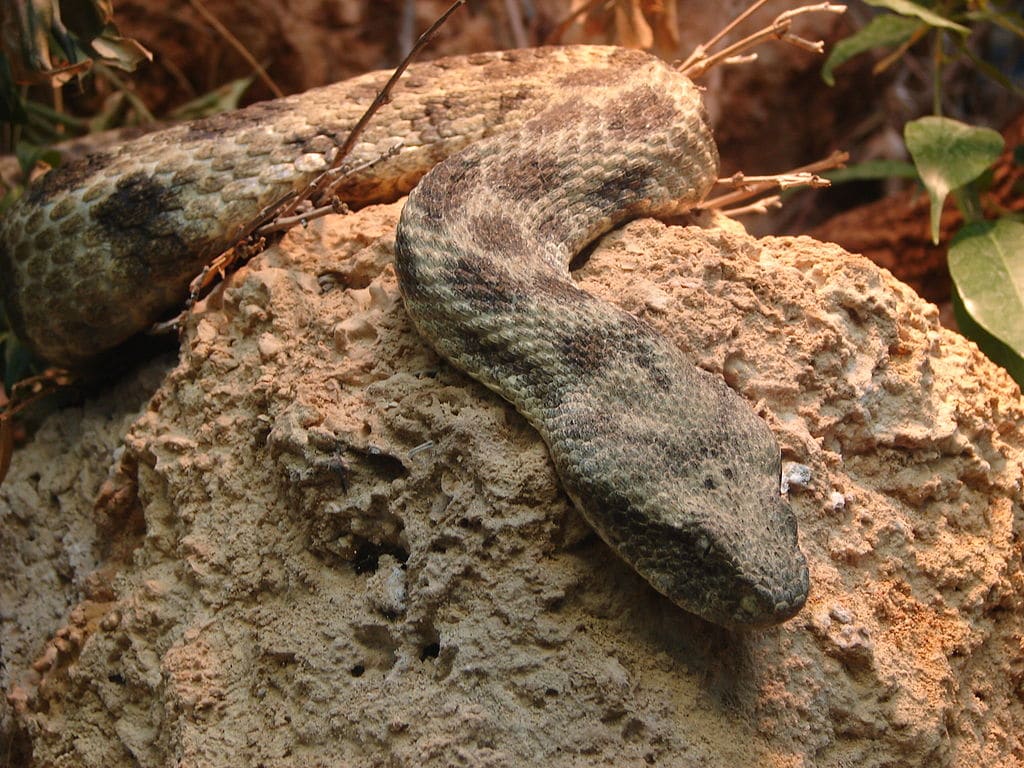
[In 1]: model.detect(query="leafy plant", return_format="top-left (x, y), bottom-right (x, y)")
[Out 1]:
top-left (823, 0), bottom-right (1024, 386)
top-left (0, 0), bottom-right (153, 148)
top-left (0, 0), bottom-right (255, 474)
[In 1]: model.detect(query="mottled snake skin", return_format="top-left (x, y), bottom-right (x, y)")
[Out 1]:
top-left (0, 46), bottom-right (808, 627)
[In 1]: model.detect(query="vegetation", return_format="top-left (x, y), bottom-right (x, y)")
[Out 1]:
top-left (823, 0), bottom-right (1024, 384)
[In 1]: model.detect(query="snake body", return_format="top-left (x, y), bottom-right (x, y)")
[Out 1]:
top-left (0, 46), bottom-right (808, 627)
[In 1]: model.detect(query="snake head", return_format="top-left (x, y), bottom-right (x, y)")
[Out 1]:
top-left (687, 491), bottom-right (810, 629)
top-left (607, 496), bottom-right (809, 629)
top-left (608, 445), bottom-right (810, 630)
top-left (560, 371), bottom-right (811, 631)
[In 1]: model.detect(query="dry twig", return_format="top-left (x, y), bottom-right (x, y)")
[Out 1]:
top-left (153, 0), bottom-right (468, 335)
top-left (0, 369), bottom-right (75, 484)
top-left (674, 2), bottom-right (850, 217)
top-left (188, 0), bottom-right (284, 99)
top-left (720, 195), bottom-right (783, 217)
top-left (702, 150), bottom-right (850, 213)
top-left (272, 0), bottom-right (467, 224)
top-left (679, 2), bottom-right (846, 79)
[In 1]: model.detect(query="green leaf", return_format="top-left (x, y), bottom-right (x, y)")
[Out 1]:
top-left (822, 14), bottom-right (923, 85)
top-left (865, 0), bottom-right (970, 33)
top-left (964, 8), bottom-right (1024, 40)
top-left (952, 287), bottom-right (1024, 387)
top-left (167, 77), bottom-right (254, 121)
top-left (904, 117), bottom-right (1004, 243)
top-left (948, 219), bottom-right (1024, 386)
top-left (823, 159), bottom-right (919, 183)
top-left (953, 38), bottom-right (1024, 99)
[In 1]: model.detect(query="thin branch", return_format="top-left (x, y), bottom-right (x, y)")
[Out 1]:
top-left (720, 194), bottom-right (783, 217)
top-left (680, 3), bottom-right (847, 79)
top-left (272, 0), bottom-right (467, 224)
top-left (702, 150), bottom-right (849, 212)
top-left (719, 171), bottom-right (834, 189)
top-left (147, 0), bottom-right (468, 338)
top-left (312, 142), bottom-right (404, 212)
top-left (676, 0), bottom-right (773, 73)
top-left (188, 0), bottom-right (283, 99)
top-left (251, 146), bottom-right (403, 237)
top-left (257, 199), bottom-right (350, 236)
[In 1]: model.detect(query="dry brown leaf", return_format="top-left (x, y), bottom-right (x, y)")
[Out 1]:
top-left (646, 0), bottom-right (681, 50)
top-left (553, 0), bottom-right (686, 52)
top-left (0, 0), bottom-right (149, 86)
top-left (614, 0), bottom-right (655, 49)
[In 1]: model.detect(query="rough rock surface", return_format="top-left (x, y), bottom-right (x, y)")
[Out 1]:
top-left (2, 201), bottom-right (1022, 767)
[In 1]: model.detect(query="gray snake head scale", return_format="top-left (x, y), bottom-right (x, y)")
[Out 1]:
top-left (0, 45), bottom-right (810, 629)
top-left (627, 462), bottom-right (810, 628)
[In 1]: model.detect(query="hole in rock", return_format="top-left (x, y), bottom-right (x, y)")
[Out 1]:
top-left (353, 540), bottom-right (409, 575)
top-left (419, 642), bottom-right (440, 661)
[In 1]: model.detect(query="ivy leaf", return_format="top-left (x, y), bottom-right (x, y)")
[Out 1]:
top-left (864, 0), bottom-right (970, 33)
top-left (948, 219), bottom-right (1024, 385)
top-left (822, 14), bottom-right (923, 85)
top-left (904, 117), bottom-right (1004, 243)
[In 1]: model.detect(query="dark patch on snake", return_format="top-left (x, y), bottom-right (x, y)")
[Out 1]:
top-left (495, 87), bottom-right (533, 123)
top-left (494, 146), bottom-right (568, 204)
top-left (605, 87), bottom-right (682, 134)
top-left (449, 254), bottom-right (523, 314)
top-left (23, 150), bottom-right (114, 206)
top-left (549, 310), bottom-right (672, 393)
top-left (413, 153), bottom-right (476, 216)
top-left (552, 322), bottom-right (615, 381)
top-left (93, 171), bottom-right (182, 230)
top-left (92, 172), bottom-right (192, 278)
top-left (468, 212), bottom-right (532, 259)
top-left (395, 49), bottom-right (809, 628)
top-left (184, 97), bottom-right (298, 142)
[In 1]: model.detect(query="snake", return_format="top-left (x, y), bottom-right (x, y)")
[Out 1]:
top-left (0, 45), bottom-right (809, 628)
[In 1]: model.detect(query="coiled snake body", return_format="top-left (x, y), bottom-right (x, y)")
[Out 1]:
top-left (1, 46), bottom-right (808, 628)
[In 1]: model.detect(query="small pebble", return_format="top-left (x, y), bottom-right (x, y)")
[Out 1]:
top-left (781, 462), bottom-right (813, 493)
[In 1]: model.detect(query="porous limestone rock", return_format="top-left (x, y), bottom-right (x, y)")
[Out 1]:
top-left (2, 200), bottom-right (1022, 767)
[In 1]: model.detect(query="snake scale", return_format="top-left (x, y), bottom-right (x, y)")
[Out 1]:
top-left (0, 46), bottom-right (808, 628)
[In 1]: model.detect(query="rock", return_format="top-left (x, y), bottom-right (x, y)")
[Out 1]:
top-left (2, 201), bottom-right (1022, 767)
